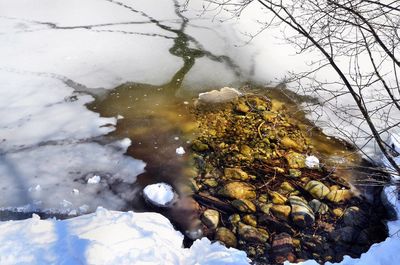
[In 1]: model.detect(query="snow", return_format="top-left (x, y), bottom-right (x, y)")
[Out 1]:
top-left (176, 146), bottom-right (186, 155)
top-left (0, 207), bottom-right (249, 265)
top-left (143, 183), bottom-right (176, 207)
top-left (87, 175), bottom-right (101, 184)
top-left (305, 156), bottom-right (319, 169)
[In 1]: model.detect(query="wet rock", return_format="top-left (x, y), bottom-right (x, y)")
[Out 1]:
top-left (262, 111), bottom-right (278, 122)
top-left (258, 194), bottom-right (269, 203)
top-left (203, 178), bottom-right (218, 187)
top-left (317, 220), bottom-right (335, 233)
top-left (238, 222), bottom-right (269, 243)
top-left (229, 214), bottom-right (241, 226)
top-left (259, 203), bottom-right (273, 214)
top-left (243, 214), bottom-right (257, 227)
top-left (224, 168), bottom-right (249, 181)
top-left (201, 209), bottom-right (220, 229)
top-left (191, 140), bottom-right (209, 152)
top-left (232, 199), bottom-right (256, 213)
top-left (289, 196), bottom-right (315, 228)
top-left (249, 97), bottom-right (269, 111)
top-left (305, 181), bottom-right (330, 199)
top-left (271, 205), bottom-right (291, 220)
top-left (236, 102), bottom-right (250, 113)
top-left (343, 206), bottom-right (367, 227)
top-left (280, 181), bottom-right (295, 192)
top-left (332, 208), bottom-right (344, 217)
top-left (187, 178), bottom-right (199, 193)
top-left (218, 182), bottom-right (256, 200)
top-left (269, 191), bottom-right (287, 205)
top-left (289, 169), bottom-right (302, 178)
top-left (271, 233), bottom-right (296, 264)
top-left (240, 145), bottom-right (253, 157)
top-left (326, 189), bottom-right (352, 203)
top-left (215, 227), bottom-right (237, 248)
top-left (309, 199), bottom-right (329, 215)
top-left (281, 136), bottom-right (303, 152)
top-left (292, 238), bottom-right (301, 248)
top-left (285, 151), bottom-right (306, 169)
top-left (330, 226), bottom-right (357, 243)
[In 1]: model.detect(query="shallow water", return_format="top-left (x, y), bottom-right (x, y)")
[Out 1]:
top-left (87, 82), bottom-right (364, 211)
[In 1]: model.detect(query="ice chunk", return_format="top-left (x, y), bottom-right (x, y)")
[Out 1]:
top-left (306, 156), bottom-right (319, 169)
top-left (87, 175), bottom-right (101, 184)
top-left (198, 87), bottom-right (242, 104)
top-left (143, 183), bottom-right (176, 207)
top-left (176, 146), bottom-right (186, 155)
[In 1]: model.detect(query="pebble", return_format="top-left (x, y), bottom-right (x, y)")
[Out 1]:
top-left (271, 205), bottom-right (291, 220)
top-left (326, 189), bottom-right (352, 203)
top-left (218, 182), bottom-right (256, 200)
top-left (224, 168), bottom-right (249, 181)
top-left (238, 222), bottom-right (269, 243)
top-left (243, 214), bottom-right (257, 227)
top-left (215, 227), bottom-right (237, 248)
top-left (289, 196), bottom-right (315, 228)
top-left (305, 180), bottom-right (330, 199)
top-left (201, 209), bottom-right (220, 229)
top-left (232, 199), bottom-right (257, 213)
top-left (269, 191), bottom-right (287, 205)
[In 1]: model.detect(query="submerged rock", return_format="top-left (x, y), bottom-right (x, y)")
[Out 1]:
top-left (215, 227), bottom-right (237, 248)
top-left (305, 181), bottom-right (330, 199)
top-left (271, 233), bottom-right (296, 264)
top-left (271, 205), bottom-right (291, 220)
top-left (285, 152), bottom-right (306, 169)
top-left (343, 206), bottom-right (367, 227)
top-left (289, 196), bottom-right (315, 228)
top-left (201, 209), bottom-right (220, 229)
top-left (232, 199), bottom-right (256, 213)
top-left (309, 199), bottom-right (329, 215)
top-left (238, 222), bottom-right (269, 243)
top-left (281, 136), bottom-right (303, 152)
top-left (236, 102), bottom-right (250, 113)
top-left (332, 208), bottom-right (344, 217)
top-left (229, 214), bottom-right (241, 226)
top-left (191, 140), bottom-right (209, 152)
top-left (218, 182), bottom-right (256, 200)
top-left (289, 169), bottom-right (302, 178)
top-left (224, 168), bottom-right (249, 181)
top-left (243, 214), bottom-right (257, 227)
top-left (269, 191), bottom-right (287, 205)
top-left (280, 181), bottom-right (295, 192)
top-left (326, 189), bottom-right (352, 203)
top-left (330, 226), bottom-right (356, 243)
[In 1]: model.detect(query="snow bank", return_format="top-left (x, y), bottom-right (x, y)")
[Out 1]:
top-left (0, 207), bottom-right (249, 265)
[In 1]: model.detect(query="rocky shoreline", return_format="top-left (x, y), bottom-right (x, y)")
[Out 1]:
top-left (187, 91), bottom-right (388, 264)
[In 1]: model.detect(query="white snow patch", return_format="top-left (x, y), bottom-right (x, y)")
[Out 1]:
top-left (87, 175), bottom-right (101, 184)
top-left (143, 183), bottom-right (176, 207)
top-left (0, 208), bottom-right (249, 265)
top-left (198, 87), bottom-right (242, 104)
top-left (305, 156), bottom-right (319, 169)
top-left (176, 146), bottom-right (186, 155)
